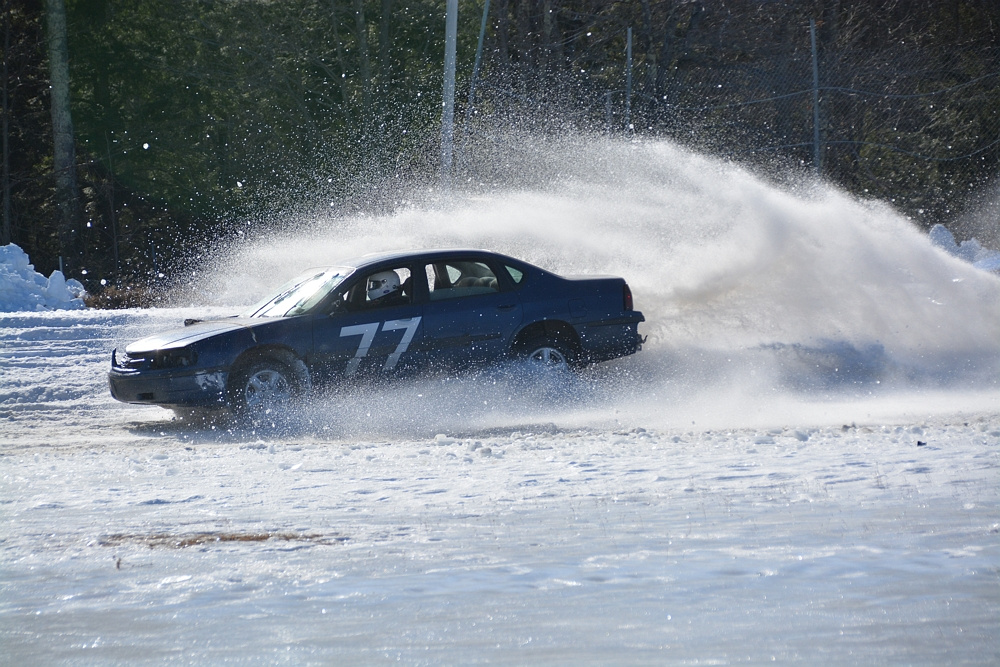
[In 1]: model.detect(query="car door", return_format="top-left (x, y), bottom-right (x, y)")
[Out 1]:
top-left (419, 258), bottom-right (523, 369)
top-left (309, 266), bottom-right (425, 380)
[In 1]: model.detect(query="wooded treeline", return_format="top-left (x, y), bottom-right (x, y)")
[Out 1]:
top-left (3, 0), bottom-right (999, 296)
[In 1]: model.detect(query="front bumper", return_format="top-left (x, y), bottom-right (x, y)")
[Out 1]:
top-left (108, 366), bottom-right (228, 408)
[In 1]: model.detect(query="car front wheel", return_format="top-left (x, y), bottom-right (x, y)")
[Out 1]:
top-left (228, 358), bottom-right (300, 420)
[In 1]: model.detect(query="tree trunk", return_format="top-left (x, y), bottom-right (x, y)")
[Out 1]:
top-left (2, 0), bottom-right (12, 246)
top-left (541, 0), bottom-right (552, 73)
top-left (328, 0), bottom-right (354, 125)
top-left (495, 0), bottom-right (510, 69)
top-left (44, 0), bottom-right (81, 274)
top-left (353, 0), bottom-right (372, 125)
top-left (378, 0), bottom-right (393, 92)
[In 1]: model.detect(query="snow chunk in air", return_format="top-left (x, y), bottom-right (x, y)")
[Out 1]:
top-left (0, 243), bottom-right (87, 312)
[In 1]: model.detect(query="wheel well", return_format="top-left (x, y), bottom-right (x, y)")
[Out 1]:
top-left (229, 346), bottom-right (311, 392)
top-left (512, 320), bottom-right (581, 354)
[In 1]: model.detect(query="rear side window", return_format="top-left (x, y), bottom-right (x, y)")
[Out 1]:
top-left (425, 260), bottom-right (500, 301)
top-left (504, 265), bottom-right (525, 285)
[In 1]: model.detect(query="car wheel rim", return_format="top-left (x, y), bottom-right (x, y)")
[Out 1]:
top-left (527, 346), bottom-right (569, 371)
top-left (244, 369), bottom-right (291, 411)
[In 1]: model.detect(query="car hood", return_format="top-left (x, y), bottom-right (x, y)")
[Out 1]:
top-left (124, 318), bottom-right (255, 354)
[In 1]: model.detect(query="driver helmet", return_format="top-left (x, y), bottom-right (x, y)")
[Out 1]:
top-left (367, 270), bottom-right (401, 301)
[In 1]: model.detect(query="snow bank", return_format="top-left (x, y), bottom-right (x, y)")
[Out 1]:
top-left (0, 243), bottom-right (87, 311)
top-left (930, 223), bottom-right (1000, 273)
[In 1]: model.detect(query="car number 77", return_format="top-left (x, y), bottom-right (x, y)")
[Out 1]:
top-left (339, 317), bottom-right (422, 376)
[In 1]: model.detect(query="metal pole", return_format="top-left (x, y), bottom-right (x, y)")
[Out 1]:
top-left (440, 0), bottom-right (458, 187)
top-left (466, 0), bottom-right (491, 125)
top-left (810, 19), bottom-right (821, 177)
top-left (625, 27), bottom-right (633, 133)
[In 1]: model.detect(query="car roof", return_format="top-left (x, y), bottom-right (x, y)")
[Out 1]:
top-left (338, 248), bottom-right (528, 270)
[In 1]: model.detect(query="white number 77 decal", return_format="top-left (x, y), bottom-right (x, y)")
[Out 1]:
top-left (339, 317), bottom-right (422, 376)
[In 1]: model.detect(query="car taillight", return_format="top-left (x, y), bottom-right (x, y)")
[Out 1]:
top-left (623, 283), bottom-right (634, 312)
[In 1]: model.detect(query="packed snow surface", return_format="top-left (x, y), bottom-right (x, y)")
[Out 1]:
top-left (2, 139), bottom-right (999, 664)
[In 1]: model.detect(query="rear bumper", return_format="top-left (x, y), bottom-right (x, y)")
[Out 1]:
top-left (108, 367), bottom-right (228, 408)
top-left (578, 313), bottom-right (644, 363)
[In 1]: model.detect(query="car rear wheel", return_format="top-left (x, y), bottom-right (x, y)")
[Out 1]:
top-left (229, 358), bottom-right (299, 421)
top-left (521, 337), bottom-right (576, 373)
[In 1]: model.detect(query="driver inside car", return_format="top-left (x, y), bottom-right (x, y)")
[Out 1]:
top-left (366, 270), bottom-right (409, 308)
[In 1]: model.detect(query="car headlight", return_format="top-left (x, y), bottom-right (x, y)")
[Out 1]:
top-left (151, 347), bottom-right (198, 369)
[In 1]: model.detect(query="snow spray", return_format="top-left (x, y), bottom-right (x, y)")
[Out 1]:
top-left (190, 136), bottom-right (1000, 433)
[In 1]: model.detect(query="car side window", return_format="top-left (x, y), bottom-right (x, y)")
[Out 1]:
top-left (344, 266), bottom-right (413, 310)
top-left (504, 265), bottom-right (525, 285)
top-left (425, 261), bottom-right (500, 301)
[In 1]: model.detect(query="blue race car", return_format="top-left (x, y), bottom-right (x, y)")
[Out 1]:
top-left (109, 249), bottom-right (644, 417)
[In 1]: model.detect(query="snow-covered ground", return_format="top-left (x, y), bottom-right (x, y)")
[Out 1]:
top-left (1, 307), bottom-right (998, 665)
top-left (2, 139), bottom-right (999, 664)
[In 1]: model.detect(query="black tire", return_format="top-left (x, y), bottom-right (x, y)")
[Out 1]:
top-left (520, 336), bottom-right (577, 372)
top-left (228, 357), bottom-right (300, 421)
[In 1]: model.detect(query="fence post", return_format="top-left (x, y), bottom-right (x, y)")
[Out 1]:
top-left (810, 19), bottom-right (821, 177)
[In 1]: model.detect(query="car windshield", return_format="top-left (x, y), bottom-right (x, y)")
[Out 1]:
top-left (242, 267), bottom-right (352, 318)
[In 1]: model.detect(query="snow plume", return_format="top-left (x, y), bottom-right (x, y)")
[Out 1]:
top-left (929, 223), bottom-right (1000, 274)
top-left (0, 244), bottom-right (87, 312)
top-left (182, 136), bottom-right (1000, 431)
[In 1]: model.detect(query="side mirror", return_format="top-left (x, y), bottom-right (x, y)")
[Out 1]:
top-left (328, 298), bottom-right (345, 315)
